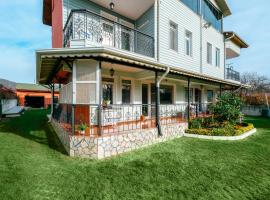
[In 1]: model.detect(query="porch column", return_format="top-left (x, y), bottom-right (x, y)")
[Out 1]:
top-left (155, 71), bottom-right (162, 136)
top-left (51, 84), bottom-right (55, 115)
top-left (71, 61), bottom-right (77, 136)
top-left (98, 60), bottom-right (102, 136)
top-left (187, 77), bottom-right (191, 128)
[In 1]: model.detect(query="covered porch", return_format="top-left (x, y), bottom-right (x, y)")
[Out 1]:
top-left (36, 48), bottom-right (240, 158)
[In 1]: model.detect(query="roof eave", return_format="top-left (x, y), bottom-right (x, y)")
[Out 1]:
top-left (36, 47), bottom-right (242, 87)
top-left (216, 0), bottom-right (232, 17)
top-left (224, 31), bottom-right (249, 48)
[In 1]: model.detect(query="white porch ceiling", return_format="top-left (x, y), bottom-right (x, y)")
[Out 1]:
top-left (90, 0), bottom-right (155, 20)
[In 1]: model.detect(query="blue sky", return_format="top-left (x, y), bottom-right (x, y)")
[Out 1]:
top-left (0, 0), bottom-right (269, 83)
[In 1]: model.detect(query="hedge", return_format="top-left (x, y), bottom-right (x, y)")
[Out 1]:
top-left (186, 123), bottom-right (254, 136)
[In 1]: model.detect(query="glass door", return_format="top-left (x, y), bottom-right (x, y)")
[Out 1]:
top-left (195, 89), bottom-right (202, 112)
top-left (142, 84), bottom-right (149, 116)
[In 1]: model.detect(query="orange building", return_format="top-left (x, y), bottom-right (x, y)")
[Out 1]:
top-left (16, 83), bottom-right (59, 108)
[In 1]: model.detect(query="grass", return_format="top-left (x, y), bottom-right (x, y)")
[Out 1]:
top-left (0, 109), bottom-right (270, 200)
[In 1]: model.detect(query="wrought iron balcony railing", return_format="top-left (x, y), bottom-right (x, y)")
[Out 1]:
top-left (63, 9), bottom-right (155, 58)
top-left (52, 103), bottom-right (212, 136)
top-left (226, 67), bottom-right (240, 82)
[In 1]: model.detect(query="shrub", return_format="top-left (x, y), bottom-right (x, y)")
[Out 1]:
top-left (190, 117), bottom-right (215, 129)
top-left (212, 123), bottom-right (234, 136)
top-left (185, 128), bottom-right (212, 136)
top-left (234, 123), bottom-right (254, 136)
top-left (185, 123), bottom-right (254, 136)
top-left (209, 92), bottom-right (243, 124)
top-left (190, 118), bottom-right (202, 129)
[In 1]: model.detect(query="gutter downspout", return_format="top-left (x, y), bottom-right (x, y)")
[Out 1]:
top-left (156, 67), bottom-right (170, 136)
top-left (199, 0), bottom-right (203, 74)
top-left (156, 0), bottom-right (160, 62)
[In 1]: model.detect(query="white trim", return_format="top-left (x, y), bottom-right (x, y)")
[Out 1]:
top-left (184, 128), bottom-right (257, 141)
top-left (72, 61), bottom-right (77, 104)
top-left (96, 63), bottom-right (101, 104)
top-left (120, 78), bottom-right (134, 104)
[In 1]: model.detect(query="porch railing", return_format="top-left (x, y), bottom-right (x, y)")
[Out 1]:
top-left (63, 9), bottom-right (155, 58)
top-left (226, 67), bottom-right (240, 82)
top-left (52, 103), bottom-right (212, 136)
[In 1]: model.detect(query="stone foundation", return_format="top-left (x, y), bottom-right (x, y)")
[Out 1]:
top-left (51, 120), bottom-right (187, 159)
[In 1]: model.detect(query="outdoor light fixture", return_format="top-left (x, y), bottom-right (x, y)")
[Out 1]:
top-left (110, 68), bottom-right (115, 77)
top-left (109, 1), bottom-right (115, 10)
top-left (203, 22), bottom-right (212, 29)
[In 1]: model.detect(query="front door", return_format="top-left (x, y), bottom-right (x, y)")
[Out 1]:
top-left (142, 84), bottom-right (148, 116)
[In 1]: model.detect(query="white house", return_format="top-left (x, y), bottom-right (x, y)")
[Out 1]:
top-left (37, 0), bottom-right (248, 158)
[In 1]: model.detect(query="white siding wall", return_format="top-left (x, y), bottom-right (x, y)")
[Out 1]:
top-left (159, 0), bottom-right (225, 79)
top-left (202, 24), bottom-right (225, 79)
top-left (159, 0), bottom-right (201, 73)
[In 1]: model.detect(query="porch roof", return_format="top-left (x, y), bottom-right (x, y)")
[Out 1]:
top-left (36, 47), bottom-right (245, 87)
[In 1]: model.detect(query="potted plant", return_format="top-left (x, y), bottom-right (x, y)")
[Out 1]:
top-left (103, 99), bottom-right (111, 108)
top-left (77, 122), bottom-right (88, 135)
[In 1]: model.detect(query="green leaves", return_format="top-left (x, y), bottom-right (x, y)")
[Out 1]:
top-left (209, 92), bottom-right (243, 123)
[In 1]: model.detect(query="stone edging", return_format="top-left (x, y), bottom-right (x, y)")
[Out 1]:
top-left (183, 128), bottom-right (257, 141)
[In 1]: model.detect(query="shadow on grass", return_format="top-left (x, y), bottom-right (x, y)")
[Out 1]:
top-left (245, 116), bottom-right (270, 129)
top-left (0, 109), bottom-right (67, 155)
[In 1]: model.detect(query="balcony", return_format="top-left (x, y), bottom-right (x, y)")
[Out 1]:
top-left (226, 67), bottom-right (240, 82)
top-left (63, 9), bottom-right (155, 58)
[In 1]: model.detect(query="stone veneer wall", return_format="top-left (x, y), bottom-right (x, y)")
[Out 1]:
top-left (51, 119), bottom-right (187, 159)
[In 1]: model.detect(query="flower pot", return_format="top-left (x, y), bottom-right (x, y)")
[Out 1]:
top-left (79, 130), bottom-right (85, 135)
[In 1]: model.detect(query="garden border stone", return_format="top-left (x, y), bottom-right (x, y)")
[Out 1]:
top-left (183, 128), bottom-right (257, 141)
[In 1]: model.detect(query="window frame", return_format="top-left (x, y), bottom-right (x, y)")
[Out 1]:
top-left (169, 21), bottom-right (178, 52)
top-left (102, 77), bottom-right (115, 104)
top-left (185, 30), bottom-right (193, 57)
top-left (121, 79), bottom-right (132, 104)
top-left (207, 42), bottom-right (212, 65)
top-left (185, 88), bottom-right (194, 103)
top-left (207, 90), bottom-right (214, 102)
top-left (215, 47), bottom-right (220, 67)
top-left (151, 84), bottom-right (174, 105)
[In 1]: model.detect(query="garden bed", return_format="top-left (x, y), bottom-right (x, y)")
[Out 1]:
top-left (185, 121), bottom-right (255, 137)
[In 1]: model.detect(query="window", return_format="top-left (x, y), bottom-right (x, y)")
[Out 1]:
top-left (185, 30), bottom-right (192, 56)
top-left (215, 48), bottom-right (220, 67)
top-left (169, 22), bottom-right (178, 51)
top-left (102, 77), bottom-right (114, 103)
top-left (185, 88), bottom-right (194, 103)
top-left (122, 80), bottom-right (131, 104)
top-left (207, 90), bottom-right (214, 102)
top-left (207, 43), bottom-right (212, 64)
top-left (151, 85), bottom-right (173, 104)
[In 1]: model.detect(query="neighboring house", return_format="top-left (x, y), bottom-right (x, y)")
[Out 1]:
top-left (0, 79), bottom-right (18, 117)
top-left (16, 83), bottom-right (59, 109)
top-left (37, 0), bottom-right (249, 158)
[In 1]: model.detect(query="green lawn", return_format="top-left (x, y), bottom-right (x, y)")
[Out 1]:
top-left (0, 110), bottom-right (270, 200)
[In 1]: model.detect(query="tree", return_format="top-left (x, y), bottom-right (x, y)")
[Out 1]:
top-left (209, 92), bottom-right (243, 123)
top-left (241, 72), bottom-right (270, 93)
